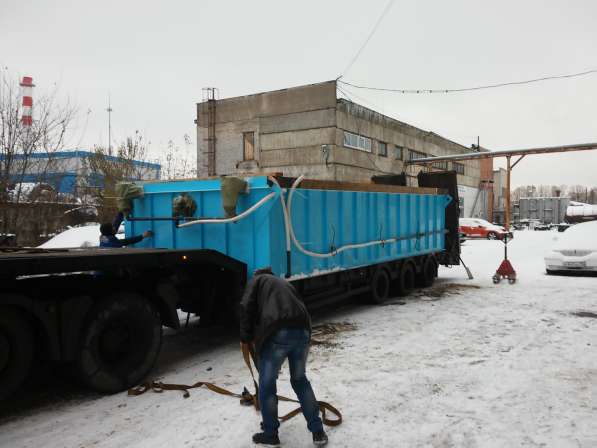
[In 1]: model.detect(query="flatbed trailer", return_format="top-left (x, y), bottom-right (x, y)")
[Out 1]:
top-left (0, 172), bottom-right (460, 400)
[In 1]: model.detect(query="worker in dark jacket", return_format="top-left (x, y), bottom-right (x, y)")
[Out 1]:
top-left (99, 212), bottom-right (153, 248)
top-left (240, 267), bottom-right (328, 447)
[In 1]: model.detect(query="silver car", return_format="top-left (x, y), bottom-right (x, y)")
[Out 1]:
top-left (544, 220), bottom-right (597, 274)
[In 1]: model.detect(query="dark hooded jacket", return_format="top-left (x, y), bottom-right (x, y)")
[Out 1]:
top-left (99, 212), bottom-right (144, 248)
top-left (239, 273), bottom-right (311, 354)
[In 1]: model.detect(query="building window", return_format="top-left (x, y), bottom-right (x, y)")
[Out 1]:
top-left (378, 142), bottom-right (387, 157)
top-left (409, 149), bottom-right (427, 160)
top-left (453, 162), bottom-right (465, 175)
top-left (243, 132), bottom-right (254, 161)
top-left (432, 159), bottom-right (448, 170)
top-left (343, 131), bottom-right (372, 152)
top-left (395, 145), bottom-right (403, 160)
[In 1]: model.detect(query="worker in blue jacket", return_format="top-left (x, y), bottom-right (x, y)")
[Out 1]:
top-left (99, 212), bottom-right (153, 248)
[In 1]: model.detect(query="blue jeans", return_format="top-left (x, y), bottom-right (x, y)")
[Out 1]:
top-left (258, 328), bottom-right (323, 435)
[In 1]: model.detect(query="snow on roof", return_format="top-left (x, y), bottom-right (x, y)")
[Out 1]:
top-left (38, 224), bottom-right (101, 249)
top-left (8, 182), bottom-right (37, 200)
top-left (566, 202), bottom-right (597, 217)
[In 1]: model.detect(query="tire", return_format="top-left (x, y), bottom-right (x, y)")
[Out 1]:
top-left (0, 307), bottom-right (35, 401)
top-left (370, 268), bottom-right (391, 304)
top-left (76, 293), bottom-right (162, 393)
top-left (416, 257), bottom-right (438, 288)
top-left (487, 232), bottom-right (498, 240)
top-left (397, 262), bottom-right (415, 297)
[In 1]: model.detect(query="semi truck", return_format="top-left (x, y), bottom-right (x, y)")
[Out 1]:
top-left (0, 172), bottom-right (460, 400)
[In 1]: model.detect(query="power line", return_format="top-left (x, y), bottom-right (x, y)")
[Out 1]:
top-left (341, 0), bottom-right (395, 77)
top-left (337, 83), bottom-right (386, 114)
top-left (339, 67), bottom-right (597, 94)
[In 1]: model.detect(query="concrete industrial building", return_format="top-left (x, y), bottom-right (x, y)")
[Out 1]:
top-left (492, 168), bottom-right (508, 224)
top-left (513, 196), bottom-right (570, 225)
top-left (196, 81), bottom-right (492, 219)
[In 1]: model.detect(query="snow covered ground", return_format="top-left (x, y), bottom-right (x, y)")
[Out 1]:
top-left (1, 230), bottom-right (596, 448)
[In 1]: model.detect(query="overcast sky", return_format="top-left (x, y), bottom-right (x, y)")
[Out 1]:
top-left (2, 0), bottom-right (596, 187)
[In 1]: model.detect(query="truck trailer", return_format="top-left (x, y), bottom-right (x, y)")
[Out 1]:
top-left (0, 172), bottom-right (460, 400)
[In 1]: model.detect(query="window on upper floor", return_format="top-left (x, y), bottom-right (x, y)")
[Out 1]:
top-left (453, 162), bottom-right (465, 175)
top-left (409, 149), bottom-right (427, 160)
top-left (432, 159), bottom-right (448, 170)
top-left (395, 145), bottom-right (403, 160)
top-left (343, 131), bottom-right (372, 152)
top-left (378, 142), bottom-right (387, 157)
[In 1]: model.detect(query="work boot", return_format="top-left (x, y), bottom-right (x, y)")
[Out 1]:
top-left (252, 432), bottom-right (281, 446)
top-left (313, 430), bottom-right (328, 446)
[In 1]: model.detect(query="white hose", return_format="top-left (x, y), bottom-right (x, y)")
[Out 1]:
top-left (270, 179), bottom-right (291, 252)
top-left (177, 191), bottom-right (277, 228)
top-left (272, 175), bottom-right (407, 259)
top-left (179, 176), bottom-right (436, 261)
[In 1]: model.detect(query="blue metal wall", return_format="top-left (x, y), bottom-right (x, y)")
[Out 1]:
top-left (127, 176), bottom-right (450, 279)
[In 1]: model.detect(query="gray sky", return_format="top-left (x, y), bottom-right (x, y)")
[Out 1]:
top-left (2, 0), bottom-right (596, 187)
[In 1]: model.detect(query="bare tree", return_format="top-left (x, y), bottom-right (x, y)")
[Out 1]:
top-left (85, 131), bottom-right (151, 221)
top-left (566, 185), bottom-right (588, 203)
top-left (0, 71), bottom-right (76, 239)
top-left (159, 134), bottom-right (197, 180)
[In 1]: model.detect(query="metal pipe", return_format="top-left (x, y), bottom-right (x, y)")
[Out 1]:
top-left (505, 156), bottom-right (511, 231)
top-left (280, 175), bottom-right (445, 259)
top-left (176, 192), bottom-right (277, 228)
top-left (405, 142), bottom-right (597, 165)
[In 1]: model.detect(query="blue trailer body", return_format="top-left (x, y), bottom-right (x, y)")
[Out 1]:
top-left (126, 176), bottom-right (451, 279)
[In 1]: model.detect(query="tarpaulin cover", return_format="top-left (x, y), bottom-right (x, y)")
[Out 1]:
top-left (172, 193), bottom-right (197, 217)
top-left (221, 176), bottom-right (248, 218)
top-left (116, 182), bottom-right (144, 213)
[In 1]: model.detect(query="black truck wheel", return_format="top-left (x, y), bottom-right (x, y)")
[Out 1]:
top-left (416, 257), bottom-right (438, 288)
top-left (370, 267), bottom-right (391, 304)
top-left (76, 293), bottom-right (162, 393)
top-left (0, 307), bottom-right (35, 400)
top-left (397, 262), bottom-right (415, 296)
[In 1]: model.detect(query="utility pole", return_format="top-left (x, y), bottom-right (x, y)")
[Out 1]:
top-left (106, 95), bottom-right (113, 155)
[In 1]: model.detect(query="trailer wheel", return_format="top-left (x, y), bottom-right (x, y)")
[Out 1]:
top-left (370, 268), bottom-right (391, 304)
top-left (76, 293), bottom-right (162, 393)
top-left (0, 307), bottom-right (35, 400)
top-left (397, 262), bottom-right (415, 296)
top-left (416, 257), bottom-right (438, 288)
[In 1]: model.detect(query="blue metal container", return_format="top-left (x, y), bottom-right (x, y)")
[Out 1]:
top-left (126, 176), bottom-right (451, 279)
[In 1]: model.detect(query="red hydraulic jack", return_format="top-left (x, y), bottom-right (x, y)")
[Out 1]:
top-left (493, 234), bottom-right (516, 284)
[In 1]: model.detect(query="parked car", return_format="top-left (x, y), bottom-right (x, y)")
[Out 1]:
top-left (544, 220), bottom-right (597, 274)
top-left (534, 223), bottom-right (552, 231)
top-left (459, 218), bottom-right (513, 240)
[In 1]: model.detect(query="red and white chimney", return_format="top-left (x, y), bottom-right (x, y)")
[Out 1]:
top-left (20, 76), bottom-right (34, 127)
